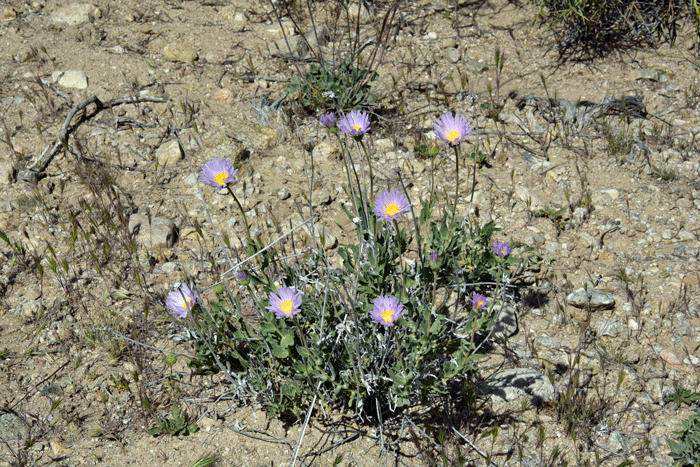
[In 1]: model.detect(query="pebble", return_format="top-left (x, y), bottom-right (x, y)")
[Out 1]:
top-left (566, 287), bottom-right (615, 310)
top-left (445, 47), bottom-right (461, 63)
top-left (128, 213), bottom-right (178, 248)
top-left (594, 319), bottom-right (624, 337)
top-left (521, 151), bottom-right (553, 172)
top-left (514, 186), bottom-right (542, 210)
top-left (163, 42), bottom-right (198, 63)
top-left (3, 6), bottom-right (17, 18)
top-left (155, 140), bottom-right (183, 167)
top-left (57, 70), bottom-right (88, 89)
top-left (277, 187), bottom-right (291, 200)
top-left (49, 2), bottom-right (95, 25)
top-left (658, 349), bottom-right (682, 365)
top-left (0, 160), bottom-right (14, 185)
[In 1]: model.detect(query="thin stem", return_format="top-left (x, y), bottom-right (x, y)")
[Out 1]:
top-left (359, 138), bottom-right (374, 200)
top-left (450, 144), bottom-right (461, 227)
top-left (226, 184), bottom-right (252, 242)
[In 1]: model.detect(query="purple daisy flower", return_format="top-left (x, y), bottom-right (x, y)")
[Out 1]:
top-left (470, 292), bottom-right (488, 311)
top-left (237, 270), bottom-right (248, 281)
top-left (267, 287), bottom-right (302, 319)
top-left (370, 295), bottom-right (404, 327)
top-left (372, 189), bottom-right (411, 221)
top-left (433, 112), bottom-right (472, 145)
top-left (199, 158), bottom-right (239, 189)
top-left (338, 110), bottom-right (370, 136)
top-left (166, 283), bottom-right (198, 319)
top-left (319, 112), bottom-right (336, 127)
top-left (491, 240), bottom-right (511, 257)
top-left (430, 252), bottom-right (439, 263)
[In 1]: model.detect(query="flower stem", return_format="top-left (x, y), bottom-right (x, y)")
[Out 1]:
top-left (226, 184), bottom-right (252, 242)
top-left (451, 144), bottom-right (461, 227)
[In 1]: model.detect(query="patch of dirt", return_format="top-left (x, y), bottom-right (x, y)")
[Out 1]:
top-left (1, 0), bottom-right (699, 466)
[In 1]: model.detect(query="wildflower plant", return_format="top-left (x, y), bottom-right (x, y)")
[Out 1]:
top-left (163, 94), bottom-right (535, 422)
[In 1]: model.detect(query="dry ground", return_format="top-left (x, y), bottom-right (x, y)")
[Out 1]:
top-left (1, 0), bottom-right (700, 466)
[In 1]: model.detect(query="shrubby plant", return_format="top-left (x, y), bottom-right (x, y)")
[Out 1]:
top-left (165, 109), bottom-right (532, 420)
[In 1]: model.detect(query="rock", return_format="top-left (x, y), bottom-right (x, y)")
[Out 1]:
top-left (271, 35), bottom-right (307, 58)
top-left (230, 115), bottom-right (282, 151)
top-left (57, 70), bottom-right (88, 89)
top-left (312, 140), bottom-right (340, 163)
top-left (594, 319), bottom-right (624, 337)
top-left (659, 349), bottom-right (682, 365)
top-left (128, 213), bottom-right (178, 249)
top-left (442, 38), bottom-right (458, 48)
top-left (311, 187), bottom-right (333, 207)
top-left (0, 160), bottom-right (15, 185)
top-left (465, 60), bottom-right (488, 74)
top-left (50, 439), bottom-right (67, 456)
top-left (155, 140), bottom-right (182, 167)
top-left (0, 413), bottom-right (25, 442)
top-left (277, 187), bottom-right (291, 200)
top-left (608, 431), bottom-right (631, 453)
top-left (629, 69), bottom-right (660, 81)
top-left (521, 151), bottom-right (553, 172)
top-left (515, 186), bottom-right (542, 210)
top-left (3, 6), bottom-right (17, 19)
top-left (290, 214), bottom-right (337, 250)
top-left (163, 42), bottom-right (198, 63)
top-left (476, 368), bottom-right (556, 405)
top-left (566, 287), bottom-right (615, 311)
top-left (491, 302), bottom-right (518, 338)
top-left (445, 47), bottom-right (461, 63)
top-left (266, 21), bottom-right (295, 37)
top-left (348, 3), bottom-right (371, 21)
top-left (49, 3), bottom-right (95, 25)
top-left (219, 6), bottom-right (247, 32)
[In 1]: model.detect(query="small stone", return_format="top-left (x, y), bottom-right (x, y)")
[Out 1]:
top-left (629, 69), bottom-right (660, 81)
top-left (312, 140), bottom-right (340, 163)
top-left (476, 368), bottom-right (556, 405)
top-left (348, 3), bottom-right (371, 21)
top-left (58, 70), bottom-right (88, 89)
top-left (608, 431), bottom-right (631, 453)
top-left (445, 47), bottom-right (461, 63)
top-left (277, 187), bottom-right (291, 200)
top-left (491, 303), bottom-right (518, 338)
top-left (659, 349), bottom-right (682, 365)
top-left (213, 88), bottom-right (232, 101)
top-left (515, 186), bottom-right (542, 210)
top-left (521, 151), bottom-right (553, 172)
top-left (50, 440), bottom-right (67, 456)
top-left (128, 213), bottom-right (178, 248)
top-left (49, 3), bottom-right (95, 25)
top-left (198, 417), bottom-right (219, 432)
top-left (3, 6), bottom-right (18, 19)
top-left (155, 140), bottom-right (182, 167)
top-left (311, 187), bottom-right (333, 207)
top-left (684, 354), bottom-right (700, 366)
top-left (594, 319), bottom-right (624, 337)
top-left (442, 38), bottom-right (458, 48)
top-left (465, 60), bottom-right (488, 74)
top-left (266, 21), bottom-right (295, 37)
top-left (290, 214), bottom-right (337, 250)
top-left (0, 160), bottom-right (15, 185)
top-left (271, 35), bottom-right (307, 58)
top-left (566, 287), bottom-right (615, 311)
top-left (0, 413), bottom-right (25, 442)
top-left (163, 42), bottom-right (198, 63)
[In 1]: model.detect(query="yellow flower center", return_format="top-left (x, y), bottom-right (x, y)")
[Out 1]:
top-left (214, 171), bottom-right (229, 185)
top-left (280, 300), bottom-right (293, 315)
top-left (182, 297), bottom-right (192, 309)
top-left (477, 300), bottom-right (484, 308)
top-left (381, 309), bottom-right (394, 323)
top-left (446, 129), bottom-right (461, 142)
top-left (384, 203), bottom-right (400, 217)
top-left (353, 124), bottom-right (362, 132)
top-left (500, 248), bottom-right (506, 255)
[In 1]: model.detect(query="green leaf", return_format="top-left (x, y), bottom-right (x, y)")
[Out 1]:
top-left (270, 342), bottom-right (289, 359)
top-left (280, 332), bottom-right (294, 348)
top-left (296, 345), bottom-right (311, 358)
